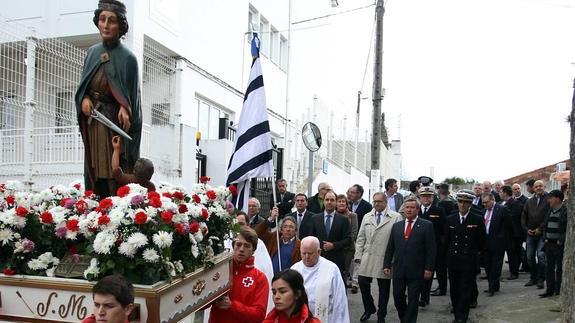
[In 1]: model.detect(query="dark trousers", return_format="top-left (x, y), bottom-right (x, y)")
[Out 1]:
top-left (358, 275), bottom-right (391, 319)
top-left (506, 237), bottom-right (524, 276)
top-left (435, 243), bottom-right (448, 293)
top-left (485, 248), bottom-right (505, 292)
top-left (449, 267), bottom-right (476, 322)
top-left (392, 277), bottom-right (423, 323)
top-left (545, 243), bottom-right (564, 295)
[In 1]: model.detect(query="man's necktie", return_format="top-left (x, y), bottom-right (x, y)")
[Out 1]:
top-left (424, 206), bottom-right (428, 215)
top-left (404, 219), bottom-right (413, 240)
top-left (484, 209), bottom-right (492, 233)
top-left (376, 212), bottom-right (382, 225)
top-left (325, 214), bottom-right (332, 235)
top-left (460, 216), bottom-right (465, 224)
top-left (297, 213), bottom-right (302, 226)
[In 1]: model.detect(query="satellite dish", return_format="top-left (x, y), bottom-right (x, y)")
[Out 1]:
top-left (302, 122), bottom-right (322, 152)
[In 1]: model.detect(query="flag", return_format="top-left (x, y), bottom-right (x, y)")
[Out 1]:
top-left (226, 33), bottom-right (274, 211)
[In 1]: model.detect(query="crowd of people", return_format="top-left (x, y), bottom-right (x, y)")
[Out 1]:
top-left (82, 177), bottom-right (567, 323)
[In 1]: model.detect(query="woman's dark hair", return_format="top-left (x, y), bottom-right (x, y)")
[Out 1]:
top-left (93, 0), bottom-right (129, 38)
top-left (272, 269), bottom-right (309, 315)
top-left (92, 274), bottom-right (134, 307)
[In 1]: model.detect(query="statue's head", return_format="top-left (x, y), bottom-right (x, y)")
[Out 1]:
top-left (93, 0), bottom-right (129, 39)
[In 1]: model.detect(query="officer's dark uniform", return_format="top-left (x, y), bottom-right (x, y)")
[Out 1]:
top-left (446, 195), bottom-right (486, 323)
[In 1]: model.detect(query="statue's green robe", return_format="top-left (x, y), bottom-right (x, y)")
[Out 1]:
top-left (75, 41), bottom-right (142, 191)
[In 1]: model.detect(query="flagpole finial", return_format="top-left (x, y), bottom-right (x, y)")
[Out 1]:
top-left (251, 32), bottom-right (260, 58)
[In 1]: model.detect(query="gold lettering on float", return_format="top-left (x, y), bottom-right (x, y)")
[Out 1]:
top-left (36, 292), bottom-right (88, 320)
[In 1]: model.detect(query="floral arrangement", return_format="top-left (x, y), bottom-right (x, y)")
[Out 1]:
top-left (0, 176), bottom-right (236, 284)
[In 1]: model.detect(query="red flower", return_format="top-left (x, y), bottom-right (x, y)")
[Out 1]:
top-left (40, 211), bottom-right (53, 224)
top-left (84, 190), bottom-right (94, 198)
top-left (75, 200), bottom-right (88, 213)
top-left (0, 183), bottom-right (5, 192)
top-left (73, 183), bottom-right (81, 190)
top-left (15, 206), bottom-right (28, 217)
top-left (201, 208), bottom-right (209, 220)
top-left (228, 185), bottom-right (237, 196)
top-left (66, 219), bottom-right (79, 232)
top-left (5, 195), bottom-right (14, 206)
top-left (98, 214), bottom-right (110, 226)
top-left (199, 176), bottom-right (211, 184)
top-left (117, 185), bottom-right (130, 197)
top-left (206, 190), bottom-right (217, 200)
top-left (69, 245), bottom-right (78, 255)
top-left (2, 267), bottom-right (16, 275)
top-left (148, 191), bottom-right (160, 200)
top-left (190, 221), bottom-right (200, 233)
top-left (134, 211), bottom-right (148, 225)
top-left (192, 194), bottom-right (201, 203)
top-left (174, 223), bottom-right (187, 235)
top-left (162, 192), bottom-right (172, 198)
top-left (99, 198), bottom-right (113, 210)
top-left (149, 197), bottom-right (162, 208)
top-left (178, 204), bottom-right (188, 214)
top-left (173, 191), bottom-right (184, 200)
top-left (161, 210), bottom-right (173, 224)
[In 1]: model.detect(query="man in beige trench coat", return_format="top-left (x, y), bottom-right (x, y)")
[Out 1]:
top-left (354, 192), bottom-right (402, 323)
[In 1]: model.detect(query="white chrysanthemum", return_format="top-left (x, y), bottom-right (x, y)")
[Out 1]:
top-left (50, 206), bottom-right (69, 224)
top-left (51, 185), bottom-right (68, 196)
top-left (93, 231), bottom-right (117, 254)
top-left (83, 258), bottom-right (100, 279)
top-left (172, 213), bottom-right (188, 223)
top-left (127, 232), bottom-right (148, 248)
top-left (108, 208), bottom-right (125, 226)
top-left (46, 267), bottom-right (56, 277)
top-left (114, 197), bottom-right (131, 210)
top-left (142, 248), bottom-right (160, 263)
top-left (15, 192), bottom-right (29, 207)
top-left (174, 260), bottom-right (184, 273)
top-left (127, 183), bottom-right (148, 196)
top-left (0, 209), bottom-right (15, 225)
top-left (13, 215), bottom-right (27, 229)
top-left (28, 259), bottom-right (48, 270)
top-left (193, 230), bottom-right (204, 243)
top-left (118, 242), bottom-right (137, 258)
top-left (188, 205), bottom-right (202, 218)
top-left (38, 252), bottom-right (57, 265)
top-left (144, 206), bottom-right (158, 218)
top-left (67, 186), bottom-right (81, 197)
top-left (164, 259), bottom-right (177, 277)
top-left (152, 231), bottom-right (173, 249)
top-left (191, 244), bottom-right (199, 258)
top-left (27, 194), bottom-right (43, 208)
top-left (5, 180), bottom-right (23, 191)
top-left (0, 228), bottom-right (14, 246)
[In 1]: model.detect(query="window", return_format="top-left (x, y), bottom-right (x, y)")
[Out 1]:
top-left (248, 6), bottom-right (258, 32)
top-left (279, 36), bottom-right (288, 71)
top-left (55, 92), bottom-right (74, 133)
top-left (195, 97), bottom-right (233, 140)
top-left (259, 16), bottom-right (270, 57)
top-left (270, 26), bottom-right (279, 64)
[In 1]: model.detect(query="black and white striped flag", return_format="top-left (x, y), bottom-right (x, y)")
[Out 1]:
top-left (226, 33), bottom-right (274, 211)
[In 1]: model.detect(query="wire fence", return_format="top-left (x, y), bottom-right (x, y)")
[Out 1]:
top-left (0, 15), bottom-right (181, 191)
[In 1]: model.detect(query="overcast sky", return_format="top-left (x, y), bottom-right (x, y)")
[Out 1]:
top-left (290, 0), bottom-right (575, 183)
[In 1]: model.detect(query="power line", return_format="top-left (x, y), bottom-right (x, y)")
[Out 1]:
top-left (292, 3), bottom-right (376, 25)
top-left (360, 11), bottom-right (377, 92)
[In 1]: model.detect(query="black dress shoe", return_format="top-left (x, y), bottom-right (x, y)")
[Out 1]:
top-left (470, 301), bottom-right (477, 308)
top-left (479, 276), bottom-right (488, 280)
top-left (418, 300), bottom-right (429, 307)
top-left (537, 281), bottom-right (545, 289)
top-left (507, 274), bottom-right (518, 280)
top-left (351, 286), bottom-right (359, 294)
top-left (431, 290), bottom-right (446, 296)
top-left (525, 280), bottom-right (536, 287)
top-left (539, 292), bottom-right (554, 298)
top-left (360, 311), bottom-right (375, 322)
top-left (487, 291), bottom-right (495, 297)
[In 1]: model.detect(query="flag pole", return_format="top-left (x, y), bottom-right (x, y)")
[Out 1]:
top-left (271, 175), bottom-right (282, 270)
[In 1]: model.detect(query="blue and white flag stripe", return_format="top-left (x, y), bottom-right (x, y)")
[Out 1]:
top-left (226, 33), bottom-right (274, 211)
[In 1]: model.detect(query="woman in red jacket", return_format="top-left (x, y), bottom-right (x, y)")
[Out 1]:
top-left (264, 269), bottom-right (321, 323)
top-left (209, 226), bottom-right (270, 323)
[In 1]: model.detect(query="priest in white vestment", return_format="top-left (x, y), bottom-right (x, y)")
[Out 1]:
top-left (292, 236), bottom-right (350, 323)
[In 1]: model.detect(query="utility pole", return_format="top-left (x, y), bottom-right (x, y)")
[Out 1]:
top-left (371, 0), bottom-right (384, 171)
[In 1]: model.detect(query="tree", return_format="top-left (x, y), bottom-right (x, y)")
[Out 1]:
top-left (443, 177), bottom-right (476, 186)
top-left (562, 79), bottom-right (575, 322)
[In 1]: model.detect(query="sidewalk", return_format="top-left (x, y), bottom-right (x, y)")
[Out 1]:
top-left (476, 295), bottom-right (561, 323)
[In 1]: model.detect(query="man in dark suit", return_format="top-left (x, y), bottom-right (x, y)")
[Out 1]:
top-left (247, 197), bottom-right (266, 231)
top-left (291, 193), bottom-right (315, 239)
top-left (384, 178), bottom-right (404, 212)
top-left (500, 185), bottom-right (522, 280)
top-left (471, 183), bottom-right (484, 212)
top-left (348, 184), bottom-right (373, 226)
top-left (417, 186), bottom-right (447, 303)
top-left (384, 197), bottom-right (436, 323)
top-left (307, 182), bottom-right (330, 214)
top-left (311, 190), bottom-right (352, 277)
top-left (481, 192), bottom-right (510, 295)
top-left (271, 178), bottom-right (296, 218)
top-left (512, 183), bottom-right (529, 272)
top-left (446, 190), bottom-right (486, 323)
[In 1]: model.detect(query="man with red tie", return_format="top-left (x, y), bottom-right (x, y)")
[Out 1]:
top-left (383, 197), bottom-right (436, 323)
